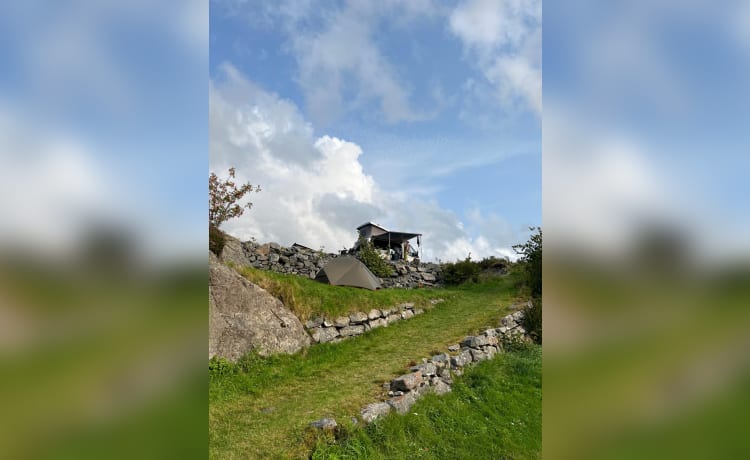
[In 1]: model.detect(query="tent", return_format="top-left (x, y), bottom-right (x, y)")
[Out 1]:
top-left (315, 256), bottom-right (382, 290)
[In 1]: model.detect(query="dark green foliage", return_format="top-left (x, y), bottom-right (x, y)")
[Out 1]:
top-left (522, 298), bottom-right (542, 344)
top-left (209, 356), bottom-right (236, 376)
top-left (441, 257), bottom-right (481, 285)
top-left (357, 239), bottom-right (394, 277)
top-left (477, 256), bottom-right (509, 272)
top-left (209, 224), bottom-right (226, 256)
top-left (513, 227), bottom-right (542, 297)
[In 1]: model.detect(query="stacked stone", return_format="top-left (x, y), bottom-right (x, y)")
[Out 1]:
top-left (305, 303), bottom-right (428, 344)
top-left (378, 261), bottom-right (443, 289)
top-left (239, 241), bottom-right (334, 279)
top-left (356, 309), bottom-right (531, 424)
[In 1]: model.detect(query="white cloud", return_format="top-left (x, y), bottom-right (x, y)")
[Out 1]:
top-left (210, 64), bottom-right (523, 261)
top-left (449, 0), bottom-right (542, 116)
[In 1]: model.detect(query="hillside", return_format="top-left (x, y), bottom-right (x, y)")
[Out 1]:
top-left (209, 268), bottom-right (539, 459)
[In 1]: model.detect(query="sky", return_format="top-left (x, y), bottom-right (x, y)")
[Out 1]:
top-left (209, 0), bottom-right (541, 262)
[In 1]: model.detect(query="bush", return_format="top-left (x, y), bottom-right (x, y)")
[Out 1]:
top-left (209, 224), bottom-right (226, 256)
top-left (522, 299), bottom-right (542, 344)
top-left (442, 257), bottom-right (481, 285)
top-left (513, 227), bottom-right (542, 297)
top-left (209, 356), bottom-right (236, 376)
top-left (356, 239), bottom-right (394, 277)
top-left (477, 256), bottom-right (509, 272)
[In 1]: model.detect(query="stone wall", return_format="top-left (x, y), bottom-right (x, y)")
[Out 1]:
top-left (304, 299), bottom-right (444, 344)
top-left (222, 236), bottom-right (442, 289)
top-left (309, 308), bottom-right (531, 429)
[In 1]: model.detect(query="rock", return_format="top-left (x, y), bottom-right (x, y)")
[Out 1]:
top-left (470, 348), bottom-right (487, 362)
top-left (369, 318), bottom-right (387, 329)
top-left (447, 344), bottom-right (460, 352)
top-left (349, 311), bottom-right (369, 324)
top-left (431, 353), bottom-right (450, 365)
top-left (334, 316), bottom-right (350, 327)
top-left (386, 313), bottom-right (401, 325)
top-left (450, 350), bottom-right (472, 368)
top-left (339, 325), bottom-right (365, 337)
top-left (310, 327), bottom-right (339, 343)
top-left (219, 234), bottom-right (252, 267)
top-left (414, 308), bottom-right (424, 315)
top-left (410, 363), bottom-right (437, 376)
top-left (429, 298), bottom-right (444, 305)
top-left (255, 244), bottom-right (271, 257)
top-left (462, 336), bottom-right (489, 348)
top-left (279, 255), bottom-right (289, 265)
top-left (367, 309), bottom-right (382, 320)
top-left (387, 392), bottom-right (418, 414)
top-left (496, 326), bottom-right (509, 335)
top-left (322, 318), bottom-right (336, 327)
top-left (401, 309), bottom-right (414, 320)
top-left (486, 336), bottom-right (499, 346)
top-left (268, 242), bottom-right (281, 251)
top-left (485, 346), bottom-right (497, 359)
top-left (305, 317), bottom-right (324, 329)
top-left (399, 302), bottom-right (415, 310)
top-left (421, 273), bottom-right (436, 282)
top-left (360, 402), bottom-right (391, 423)
top-left (309, 418), bottom-right (337, 430)
top-left (391, 371), bottom-right (423, 391)
top-left (431, 380), bottom-right (451, 395)
top-left (209, 253), bottom-right (311, 360)
top-left (484, 328), bottom-right (497, 337)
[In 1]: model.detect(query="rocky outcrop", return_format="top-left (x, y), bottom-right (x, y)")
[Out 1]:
top-left (220, 237), bottom-right (443, 288)
top-left (209, 252), bottom-right (311, 361)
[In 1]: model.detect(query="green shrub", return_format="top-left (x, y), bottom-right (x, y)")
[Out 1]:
top-left (356, 239), bottom-right (394, 277)
top-left (209, 356), bottom-right (236, 376)
top-left (522, 298), bottom-right (542, 344)
top-left (209, 224), bottom-right (226, 256)
top-left (442, 257), bottom-right (481, 285)
top-left (477, 256), bottom-right (509, 272)
top-left (513, 227), bottom-right (542, 297)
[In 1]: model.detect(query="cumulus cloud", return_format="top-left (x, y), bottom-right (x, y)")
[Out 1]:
top-left (210, 64), bottom-right (522, 261)
top-left (449, 0), bottom-right (542, 116)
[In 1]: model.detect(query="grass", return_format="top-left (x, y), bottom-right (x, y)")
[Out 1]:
top-left (209, 272), bottom-right (529, 459)
top-left (236, 265), bottom-right (456, 321)
top-left (311, 345), bottom-right (542, 460)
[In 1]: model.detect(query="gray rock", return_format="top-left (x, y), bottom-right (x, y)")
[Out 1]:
top-left (367, 309), bottom-right (382, 320)
top-left (401, 309), bottom-right (414, 320)
top-left (269, 253), bottom-right (280, 264)
top-left (431, 353), bottom-right (450, 364)
top-left (483, 328), bottom-right (497, 337)
top-left (387, 392), bottom-right (418, 414)
top-left (268, 242), bottom-right (281, 251)
top-left (219, 234), bottom-right (252, 267)
top-left (279, 255), bottom-right (289, 265)
top-left (310, 327), bottom-right (339, 343)
top-left (486, 336), bottom-right (499, 346)
top-left (305, 317), bottom-right (324, 329)
top-left (360, 402), bottom-right (391, 423)
top-left (470, 348), bottom-right (487, 362)
top-left (369, 318), bottom-right (387, 329)
top-left (414, 308), bottom-right (424, 315)
top-left (386, 313), bottom-right (401, 325)
top-left (431, 380), bottom-right (451, 395)
top-left (322, 318), bottom-right (335, 327)
top-left (462, 335), bottom-right (489, 348)
top-left (447, 344), bottom-right (460, 352)
top-left (309, 418), bottom-right (337, 430)
top-left (399, 302), bottom-right (415, 310)
top-left (450, 350), bottom-right (472, 368)
top-left (349, 311), bottom-right (369, 324)
top-left (339, 325), bottom-right (366, 337)
top-left (421, 273), bottom-right (436, 282)
top-left (410, 362), bottom-right (437, 376)
top-left (391, 371), bottom-right (423, 391)
top-left (209, 253), bottom-right (311, 361)
top-left (334, 316), bottom-right (350, 327)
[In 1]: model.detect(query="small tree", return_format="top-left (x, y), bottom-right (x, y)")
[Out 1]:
top-left (513, 227), bottom-right (542, 297)
top-left (209, 167), bottom-right (261, 229)
top-left (356, 239), bottom-right (394, 277)
top-left (209, 168), bottom-right (260, 255)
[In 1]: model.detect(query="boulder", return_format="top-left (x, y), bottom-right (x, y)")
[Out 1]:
top-left (369, 318), bottom-right (387, 329)
top-left (310, 327), bottom-right (339, 343)
top-left (219, 234), bottom-right (252, 267)
top-left (421, 273), bottom-right (436, 282)
top-left (349, 311), bottom-right (369, 324)
top-left (387, 392), bottom-right (418, 414)
top-left (401, 309), bottom-right (414, 320)
top-left (305, 317), bottom-right (324, 329)
top-left (410, 363), bottom-right (437, 376)
top-left (333, 316), bottom-right (350, 327)
top-left (360, 402), bottom-right (391, 423)
top-left (450, 350), bottom-right (472, 368)
top-left (391, 371), bottom-right (423, 391)
top-left (386, 313), bottom-right (401, 325)
top-left (309, 418), bottom-right (337, 430)
top-left (447, 344), bottom-right (460, 352)
top-left (368, 309), bottom-right (382, 320)
top-left (339, 325), bottom-right (365, 337)
top-left (462, 335), bottom-right (489, 348)
top-left (209, 253), bottom-right (311, 360)
top-left (431, 380), bottom-right (451, 395)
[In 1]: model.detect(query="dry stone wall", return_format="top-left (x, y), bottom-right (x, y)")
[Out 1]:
top-left (222, 237), bottom-right (443, 288)
top-left (304, 299), bottom-right (445, 344)
top-left (309, 308), bottom-right (531, 430)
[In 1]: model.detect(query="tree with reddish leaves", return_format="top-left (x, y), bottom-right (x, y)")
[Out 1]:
top-left (209, 167), bottom-right (260, 229)
top-left (209, 168), bottom-right (260, 255)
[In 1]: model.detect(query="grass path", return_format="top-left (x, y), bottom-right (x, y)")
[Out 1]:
top-left (209, 276), bottom-right (524, 459)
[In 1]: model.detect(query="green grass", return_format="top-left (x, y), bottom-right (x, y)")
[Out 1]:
top-left (311, 345), bottom-right (542, 460)
top-left (209, 273), bottom-right (530, 459)
top-left (236, 265), bottom-right (457, 321)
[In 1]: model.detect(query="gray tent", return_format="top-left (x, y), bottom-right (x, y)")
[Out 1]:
top-left (315, 256), bottom-right (381, 290)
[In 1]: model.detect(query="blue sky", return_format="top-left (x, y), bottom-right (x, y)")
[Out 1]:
top-left (209, 0), bottom-right (541, 261)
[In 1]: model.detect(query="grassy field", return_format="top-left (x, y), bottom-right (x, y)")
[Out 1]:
top-left (311, 345), bottom-right (542, 459)
top-left (237, 265), bottom-right (458, 321)
top-left (209, 270), bottom-right (534, 459)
